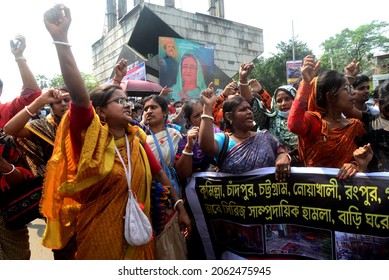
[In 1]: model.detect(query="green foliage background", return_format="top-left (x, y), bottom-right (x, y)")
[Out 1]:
top-left (235, 21), bottom-right (389, 96)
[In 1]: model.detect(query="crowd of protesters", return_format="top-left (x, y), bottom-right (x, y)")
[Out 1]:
top-left (0, 3), bottom-right (387, 260)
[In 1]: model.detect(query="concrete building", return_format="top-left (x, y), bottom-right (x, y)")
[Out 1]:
top-left (92, 0), bottom-right (264, 91)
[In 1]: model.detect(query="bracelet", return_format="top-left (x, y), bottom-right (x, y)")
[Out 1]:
top-left (15, 56), bottom-right (26, 62)
top-left (25, 106), bottom-right (36, 117)
top-left (2, 164), bottom-right (16, 176)
top-left (182, 150), bottom-right (194, 156)
top-left (173, 199), bottom-right (184, 210)
top-left (52, 41), bottom-right (72, 47)
top-left (113, 78), bottom-right (122, 83)
top-left (201, 114), bottom-right (214, 121)
top-left (278, 152), bottom-right (291, 162)
top-left (345, 75), bottom-right (356, 80)
top-left (239, 81), bottom-right (249, 86)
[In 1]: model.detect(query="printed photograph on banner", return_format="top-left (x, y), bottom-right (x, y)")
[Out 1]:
top-left (186, 168), bottom-right (389, 260)
top-left (211, 220), bottom-right (264, 254)
top-left (286, 60), bottom-right (302, 86)
top-left (158, 36), bottom-right (214, 101)
top-left (123, 61), bottom-right (147, 81)
top-left (335, 231), bottom-right (389, 260)
top-left (265, 224), bottom-right (332, 259)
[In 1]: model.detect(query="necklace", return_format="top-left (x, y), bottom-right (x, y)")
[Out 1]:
top-left (230, 131), bottom-right (251, 139)
top-left (324, 116), bottom-right (343, 123)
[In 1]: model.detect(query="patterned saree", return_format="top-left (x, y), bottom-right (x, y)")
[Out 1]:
top-left (41, 111), bottom-right (154, 259)
top-left (220, 130), bottom-right (279, 174)
top-left (16, 116), bottom-right (57, 177)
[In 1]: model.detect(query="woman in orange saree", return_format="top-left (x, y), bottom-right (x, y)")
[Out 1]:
top-left (288, 55), bottom-right (366, 180)
top-left (40, 4), bottom-right (190, 260)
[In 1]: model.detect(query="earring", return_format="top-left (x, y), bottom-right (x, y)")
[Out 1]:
top-left (100, 115), bottom-right (106, 123)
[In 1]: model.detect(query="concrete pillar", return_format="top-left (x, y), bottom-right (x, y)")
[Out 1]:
top-left (118, 0), bottom-right (127, 19)
top-left (216, 0), bottom-right (225, 18)
top-left (106, 0), bottom-right (117, 32)
top-left (209, 0), bottom-right (224, 18)
top-left (134, 0), bottom-right (144, 6)
top-left (209, 0), bottom-right (216, 16)
top-left (165, 0), bottom-right (175, 8)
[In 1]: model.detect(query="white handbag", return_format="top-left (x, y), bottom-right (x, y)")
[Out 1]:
top-left (124, 191), bottom-right (152, 246)
top-left (115, 136), bottom-right (152, 246)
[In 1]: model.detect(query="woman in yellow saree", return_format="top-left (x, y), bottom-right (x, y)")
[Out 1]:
top-left (41, 4), bottom-right (191, 260)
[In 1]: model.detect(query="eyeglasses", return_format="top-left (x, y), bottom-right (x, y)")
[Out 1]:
top-left (343, 84), bottom-right (354, 95)
top-left (107, 98), bottom-right (134, 109)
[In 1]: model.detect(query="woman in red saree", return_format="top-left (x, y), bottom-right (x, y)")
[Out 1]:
top-left (287, 55), bottom-right (366, 179)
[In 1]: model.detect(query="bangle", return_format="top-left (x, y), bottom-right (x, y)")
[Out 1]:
top-left (174, 199), bottom-right (184, 210)
top-left (239, 81), bottom-right (249, 86)
top-left (25, 106), bottom-right (36, 117)
top-left (52, 41), bottom-right (72, 47)
top-left (113, 78), bottom-right (122, 83)
top-left (2, 164), bottom-right (16, 176)
top-left (15, 56), bottom-right (26, 62)
top-left (346, 75), bottom-right (356, 80)
top-left (201, 114), bottom-right (214, 121)
top-left (182, 150), bottom-right (194, 156)
top-left (173, 199), bottom-right (184, 210)
top-left (278, 152), bottom-right (291, 162)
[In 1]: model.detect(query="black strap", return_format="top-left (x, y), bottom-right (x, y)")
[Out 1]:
top-left (218, 133), bottom-right (229, 170)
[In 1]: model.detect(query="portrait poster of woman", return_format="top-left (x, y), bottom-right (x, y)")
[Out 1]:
top-left (158, 36), bottom-right (214, 101)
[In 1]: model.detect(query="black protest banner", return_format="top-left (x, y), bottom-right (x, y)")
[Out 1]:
top-left (186, 167), bottom-right (389, 260)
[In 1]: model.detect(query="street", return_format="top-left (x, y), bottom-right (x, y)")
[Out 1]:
top-left (27, 218), bottom-right (53, 260)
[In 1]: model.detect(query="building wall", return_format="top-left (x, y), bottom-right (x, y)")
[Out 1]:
top-left (92, 5), bottom-right (141, 84)
top-left (92, 3), bottom-right (263, 85)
